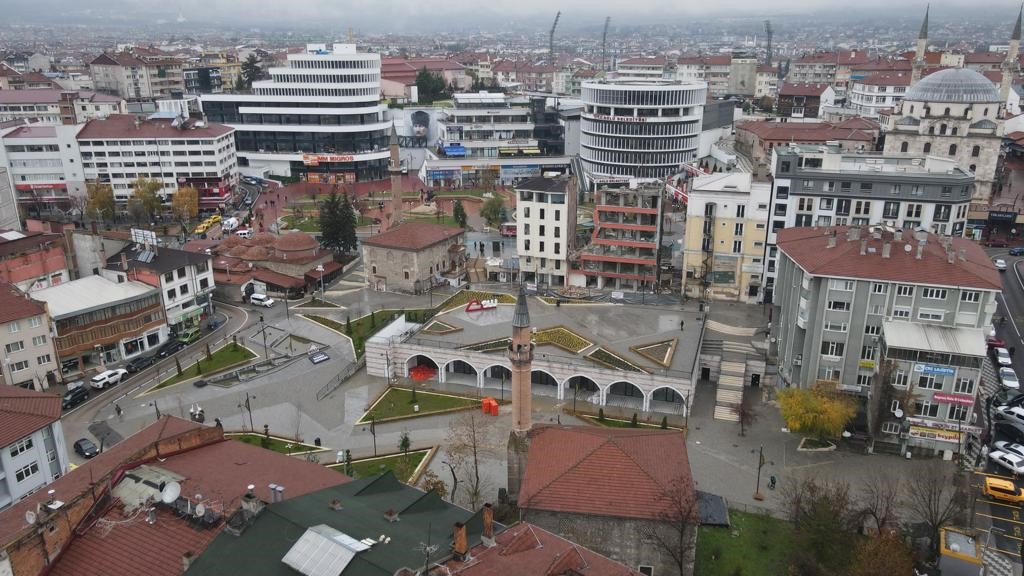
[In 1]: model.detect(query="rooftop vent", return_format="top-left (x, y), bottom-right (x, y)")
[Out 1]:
top-left (384, 509), bottom-right (400, 523)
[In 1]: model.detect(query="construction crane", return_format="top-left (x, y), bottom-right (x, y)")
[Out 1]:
top-left (549, 11), bottom-right (561, 64)
top-left (601, 17), bottom-right (611, 72)
top-left (763, 20), bottom-right (773, 66)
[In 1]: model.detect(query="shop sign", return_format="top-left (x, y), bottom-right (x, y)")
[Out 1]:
top-left (303, 154), bottom-right (355, 166)
top-left (932, 392), bottom-right (975, 406)
top-left (908, 425), bottom-right (961, 444)
top-left (913, 363), bottom-right (955, 376)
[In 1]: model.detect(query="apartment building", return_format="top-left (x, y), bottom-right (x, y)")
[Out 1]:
top-left (733, 120), bottom-right (878, 177)
top-left (683, 173), bottom-right (771, 303)
top-left (0, 283), bottom-right (60, 391)
top-left (755, 65), bottom-right (779, 99)
top-left (196, 51), bottom-right (242, 90)
top-left (0, 386), bottom-right (68, 510)
top-left (438, 92), bottom-right (536, 159)
top-left (0, 229), bottom-right (70, 292)
top-left (771, 225), bottom-right (997, 455)
top-left (777, 83), bottom-right (837, 119)
top-left (571, 181), bottom-right (663, 291)
top-left (763, 146), bottom-right (975, 303)
top-left (847, 72), bottom-right (911, 118)
top-left (77, 113), bottom-right (237, 205)
top-left (614, 57), bottom-right (670, 80)
top-left (788, 50), bottom-right (870, 95)
top-left (183, 67), bottom-right (223, 94)
top-left (0, 170), bottom-right (18, 230)
top-left (0, 90), bottom-right (124, 125)
top-left (515, 176), bottom-right (577, 288)
top-left (89, 51), bottom-right (184, 100)
top-left (202, 43), bottom-right (390, 183)
top-left (0, 123), bottom-right (86, 213)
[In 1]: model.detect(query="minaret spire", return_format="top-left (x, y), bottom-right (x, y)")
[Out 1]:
top-left (912, 5), bottom-right (929, 84)
top-left (1002, 4), bottom-right (1023, 103)
top-left (918, 4), bottom-right (929, 40)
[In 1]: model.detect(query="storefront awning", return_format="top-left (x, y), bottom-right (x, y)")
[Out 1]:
top-left (170, 305), bottom-right (204, 325)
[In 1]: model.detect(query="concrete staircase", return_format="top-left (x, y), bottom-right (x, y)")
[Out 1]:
top-left (714, 360), bottom-right (747, 422)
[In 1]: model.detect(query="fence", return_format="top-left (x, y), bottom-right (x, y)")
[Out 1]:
top-left (316, 356), bottom-right (367, 401)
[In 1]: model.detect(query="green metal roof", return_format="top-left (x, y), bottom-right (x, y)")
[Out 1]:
top-left (186, 473), bottom-right (497, 576)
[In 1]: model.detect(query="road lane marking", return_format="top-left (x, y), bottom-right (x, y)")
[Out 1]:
top-left (975, 470), bottom-right (1019, 481)
top-left (977, 511), bottom-right (1024, 526)
top-left (978, 497), bottom-right (1024, 510)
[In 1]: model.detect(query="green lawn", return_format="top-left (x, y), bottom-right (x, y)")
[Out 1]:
top-left (305, 311), bottom-right (399, 357)
top-left (154, 345), bottom-right (256, 389)
top-left (281, 214), bottom-right (321, 233)
top-left (695, 511), bottom-right (795, 576)
top-left (406, 213), bottom-right (463, 229)
top-left (338, 450), bottom-right (429, 482)
top-left (359, 387), bottom-right (480, 423)
top-left (229, 433), bottom-right (317, 455)
top-left (583, 415), bottom-right (668, 429)
top-left (356, 216), bottom-right (376, 226)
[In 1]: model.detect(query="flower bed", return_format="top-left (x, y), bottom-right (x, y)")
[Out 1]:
top-left (534, 326), bottom-right (592, 353)
top-left (630, 338), bottom-right (678, 367)
top-left (462, 337), bottom-right (511, 353)
top-left (421, 319), bottom-right (462, 335)
top-left (585, 347), bottom-right (649, 373)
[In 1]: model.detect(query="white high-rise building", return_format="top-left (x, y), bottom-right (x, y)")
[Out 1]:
top-left (202, 44), bottom-right (391, 183)
top-left (579, 79), bottom-right (707, 180)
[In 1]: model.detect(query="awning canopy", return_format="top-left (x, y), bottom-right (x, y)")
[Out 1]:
top-left (882, 321), bottom-right (986, 357)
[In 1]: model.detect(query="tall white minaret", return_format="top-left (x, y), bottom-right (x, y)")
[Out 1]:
top-left (1000, 5), bottom-right (1022, 104)
top-left (911, 5), bottom-right (929, 85)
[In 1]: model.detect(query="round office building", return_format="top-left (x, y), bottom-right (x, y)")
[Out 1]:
top-left (579, 79), bottom-right (707, 180)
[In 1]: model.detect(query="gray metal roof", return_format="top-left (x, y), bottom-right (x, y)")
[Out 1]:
top-left (881, 320), bottom-right (986, 357)
top-left (904, 68), bottom-right (1001, 104)
top-left (512, 285), bottom-right (530, 328)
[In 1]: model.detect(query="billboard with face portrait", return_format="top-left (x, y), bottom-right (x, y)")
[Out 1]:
top-left (391, 108), bottom-right (442, 147)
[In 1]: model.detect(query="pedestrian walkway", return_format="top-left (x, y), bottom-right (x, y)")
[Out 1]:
top-left (706, 319), bottom-right (758, 337)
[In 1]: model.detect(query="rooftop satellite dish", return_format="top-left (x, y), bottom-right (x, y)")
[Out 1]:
top-left (161, 481), bottom-right (181, 504)
top-left (894, 408), bottom-right (904, 418)
top-left (24, 510), bottom-right (36, 525)
top-left (195, 503), bottom-right (206, 517)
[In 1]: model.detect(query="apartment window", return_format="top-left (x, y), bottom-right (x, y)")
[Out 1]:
top-left (819, 198), bottom-right (834, 210)
top-left (836, 199), bottom-right (851, 215)
top-left (10, 437), bottom-right (33, 457)
top-left (11, 360), bottom-right (28, 372)
top-left (774, 204), bottom-right (787, 216)
top-left (15, 462), bottom-right (38, 483)
top-left (816, 216), bottom-right (832, 226)
top-left (795, 214), bottom-right (813, 227)
top-left (882, 201), bottom-right (899, 219)
top-left (732, 241), bottom-right (742, 254)
top-left (734, 223), bottom-right (744, 236)
top-left (914, 401), bottom-right (940, 418)
top-left (960, 291), bottom-right (980, 303)
top-left (32, 335), bottom-right (46, 346)
top-left (28, 317), bottom-right (41, 328)
top-left (954, 377), bottom-right (975, 395)
top-left (47, 449), bottom-right (56, 463)
top-left (539, 209), bottom-right (545, 219)
top-left (857, 374), bottom-right (873, 387)
top-left (918, 309), bottom-right (944, 321)
top-left (820, 341), bottom-right (845, 357)
top-left (5, 341), bottom-right (24, 353)
top-left (882, 422), bottom-right (901, 434)
top-left (802, 179), bottom-right (813, 190)
top-left (872, 283), bottom-right (888, 294)
top-left (824, 321), bottom-right (848, 333)
top-left (540, 241), bottom-right (545, 252)
top-left (861, 346), bottom-right (877, 361)
top-left (894, 370), bottom-right (908, 387)
top-left (827, 300), bottom-right (851, 311)
top-left (829, 279), bottom-right (854, 291)
top-left (166, 289), bottom-right (175, 300)
top-left (639, 567), bottom-right (654, 576)
top-left (180, 284), bottom-right (189, 295)
top-left (36, 354), bottom-right (50, 365)
top-left (922, 288), bottom-right (946, 300)
top-left (736, 205), bottom-right (745, 218)
top-left (854, 201), bottom-right (870, 216)
top-left (199, 278), bottom-right (209, 290)
top-left (797, 198), bottom-right (813, 211)
top-left (523, 207), bottom-right (530, 218)
top-left (896, 285), bottom-right (914, 297)
top-left (554, 227), bottom-right (560, 238)
top-left (524, 239), bottom-right (531, 251)
top-left (841, 181), bottom-right (852, 191)
top-left (892, 307), bottom-right (911, 319)
top-left (859, 182), bottom-right (873, 191)
top-left (555, 210), bottom-right (560, 220)
top-left (948, 405), bottom-right (969, 422)
top-left (918, 375), bottom-right (942, 390)
top-left (905, 204), bottom-right (922, 218)
top-left (772, 220), bottom-right (785, 232)
top-left (8, 321), bottom-right (18, 334)
top-left (821, 367), bottom-right (841, 382)
top-left (164, 271), bottom-right (174, 283)
top-left (891, 399), bottom-right (902, 414)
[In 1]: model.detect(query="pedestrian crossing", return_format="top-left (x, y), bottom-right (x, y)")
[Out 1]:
top-left (983, 545), bottom-right (1016, 576)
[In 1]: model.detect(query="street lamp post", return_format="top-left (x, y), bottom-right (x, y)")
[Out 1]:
top-left (259, 314), bottom-right (269, 359)
top-left (316, 264), bottom-right (325, 301)
top-left (238, 392), bottom-right (255, 432)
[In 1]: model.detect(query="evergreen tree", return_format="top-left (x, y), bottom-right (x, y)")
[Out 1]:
top-left (630, 413), bottom-right (638, 427)
top-left (415, 68), bottom-right (447, 103)
top-left (661, 416), bottom-right (668, 429)
top-left (452, 200), bottom-right (468, 228)
top-left (339, 194), bottom-right (358, 254)
top-left (319, 192), bottom-right (343, 252)
top-left (241, 54), bottom-right (263, 89)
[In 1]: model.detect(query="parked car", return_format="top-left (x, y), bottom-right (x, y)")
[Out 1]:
top-left (156, 340), bottom-right (186, 358)
top-left (987, 238), bottom-right (1010, 248)
top-left (995, 258), bottom-right (1009, 271)
top-left (996, 422), bottom-right (1024, 443)
top-left (73, 438), bottom-right (99, 458)
top-left (90, 368), bottom-right (128, 390)
top-left (250, 293), bottom-right (275, 307)
top-left (996, 405), bottom-right (1024, 427)
top-left (125, 354), bottom-right (157, 373)
top-left (995, 440), bottom-right (1024, 459)
top-left (1002, 367), bottom-right (1021, 389)
top-left (995, 347), bottom-right (1014, 367)
top-left (989, 336), bottom-right (1009, 350)
top-left (990, 450), bottom-right (1024, 475)
top-left (983, 477), bottom-right (1024, 503)
top-left (1011, 247), bottom-right (1024, 256)
top-left (61, 386), bottom-right (89, 409)
top-left (997, 390), bottom-right (1024, 410)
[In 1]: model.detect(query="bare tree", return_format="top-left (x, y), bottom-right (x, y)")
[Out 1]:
top-left (419, 469), bottom-right (448, 499)
top-left (445, 411), bottom-right (494, 510)
top-left (643, 477), bottom-right (699, 575)
top-left (781, 475), bottom-right (861, 572)
top-left (859, 470), bottom-right (902, 535)
top-left (902, 461), bottom-right (966, 557)
top-left (733, 387), bottom-right (758, 436)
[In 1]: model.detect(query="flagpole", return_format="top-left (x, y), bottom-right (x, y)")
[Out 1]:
top-left (754, 444), bottom-right (765, 501)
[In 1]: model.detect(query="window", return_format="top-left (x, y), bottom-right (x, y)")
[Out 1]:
top-left (954, 377), bottom-right (975, 395)
top-left (734, 223), bottom-right (744, 236)
top-left (821, 341), bottom-right (845, 357)
top-left (896, 285), bottom-right (914, 297)
top-left (859, 182), bottom-right (873, 191)
top-left (824, 321), bottom-right (848, 332)
top-left (918, 375), bottom-right (943, 390)
top-left (821, 367), bottom-right (841, 381)
top-left (971, 145), bottom-right (981, 158)
top-left (905, 203), bottom-right (922, 218)
top-left (164, 272), bottom-right (174, 283)
top-left (732, 240), bottom-right (742, 254)
top-left (199, 278), bottom-right (209, 290)
top-left (829, 279), bottom-right (854, 291)
top-left (948, 405), bottom-right (969, 422)
top-left (841, 181), bottom-right (852, 191)
top-left (828, 300), bottom-right (851, 311)
top-left (36, 354), bottom-right (50, 365)
top-left (865, 324), bottom-right (881, 336)
top-left (891, 399), bottom-right (902, 413)
top-left (524, 207), bottom-right (530, 218)
top-left (774, 204), bottom-right (787, 216)
top-left (639, 567), bottom-right (654, 576)
top-left (166, 289), bottom-right (175, 300)
top-left (47, 449), bottom-right (56, 463)
top-left (802, 179), bottom-right (813, 190)
top-left (922, 288), bottom-right (946, 300)
top-left (918, 309), bottom-right (944, 321)
top-left (948, 144), bottom-right (957, 156)
top-left (5, 341), bottom-right (24, 353)
top-left (32, 335), bottom-right (46, 347)
top-left (404, 271), bottom-right (410, 280)
top-left (736, 205), bottom-right (745, 218)
top-left (894, 370), bottom-right (908, 387)
top-left (857, 374), bottom-right (873, 387)
top-left (7, 321), bottom-right (18, 334)
top-left (882, 422), bottom-right (901, 434)
top-left (914, 401), bottom-right (940, 418)
top-left (900, 142), bottom-right (909, 152)
top-left (10, 360), bottom-right (28, 372)
top-left (882, 201), bottom-right (899, 219)
top-left (177, 268), bottom-right (186, 279)
top-left (960, 291), bottom-right (980, 303)
top-left (892, 307), bottom-right (911, 319)
top-left (554, 227), bottom-right (560, 238)
top-left (28, 317), bottom-right (41, 328)
top-left (923, 143), bottom-right (931, 154)
top-left (819, 198), bottom-right (834, 210)
top-left (872, 283), bottom-right (888, 294)
top-left (371, 265), bottom-right (377, 275)
top-left (15, 462), bottom-right (38, 483)
top-left (10, 437), bottom-right (33, 457)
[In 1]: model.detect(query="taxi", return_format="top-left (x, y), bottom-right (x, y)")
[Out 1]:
top-left (983, 477), bottom-right (1024, 503)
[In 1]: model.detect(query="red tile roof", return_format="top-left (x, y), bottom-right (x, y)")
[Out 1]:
top-left (703, 54), bottom-right (731, 66)
top-left (48, 436), bottom-right (350, 576)
top-left (0, 281), bottom-right (47, 325)
top-left (965, 52), bottom-right (1006, 64)
top-left (619, 56), bottom-right (667, 66)
top-left (252, 267), bottom-right (306, 289)
top-left (780, 82), bottom-right (831, 96)
top-left (362, 221), bottom-right (464, 251)
top-left (859, 71), bottom-right (912, 87)
top-left (795, 50), bottom-right (870, 66)
top-left (736, 120), bottom-right (876, 142)
top-left (519, 425), bottom-right (693, 521)
top-left (407, 58), bottom-right (465, 71)
top-left (757, 64), bottom-right (777, 74)
top-left (834, 116), bottom-right (882, 130)
top-left (76, 114), bottom-right (232, 140)
top-left (777, 226), bottom-right (1001, 291)
top-left (0, 385), bottom-right (61, 448)
top-left (0, 89), bottom-right (121, 104)
top-left (445, 522), bottom-right (642, 576)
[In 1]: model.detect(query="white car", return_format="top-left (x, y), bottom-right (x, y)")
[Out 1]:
top-left (89, 368), bottom-right (128, 390)
top-left (1001, 367), bottom-right (1021, 389)
top-left (995, 440), bottom-right (1024, 459)
top-left (996, 347), bottom-right (1014, 367)
top-left (250, 293), bottom-right (275, 307)
top-left (996, 405), bottom-right (1024, 426)
top-left (996, 259), bottom-right (1009, 271)
top-left (990, 450), bottom-right (1024, 475)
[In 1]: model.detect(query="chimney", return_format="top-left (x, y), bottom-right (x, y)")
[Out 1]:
top-left (328, 498), bottom-right (343, 511)
top-left (916, 241), bottom-right (924, 260)
top-left (947, 248), bottom-right (956, 264)
top-left (240, 484), bottom-right (265, 516)
top-left (882, 241), bottom-right (891, 259)
top-left (275, 485), bottom-right (284, 502)
top-left (120, 251), bottom-right (128, 271)
top-left (846, 227), bottom-right (857, 241)
top-left (452, 522), bottom-right (469, 561)
top-left (827, 233), bottom-right (837, 249)
top-left (481, 503), bottom-right (496, 546)
top-left (859, 238), bottom-right (867, 256)
top-left (958, 248), bottom-right (967, 261)
top-left (384, 509), bottom-right (399, 523)
top-left (268, 483), bottom-right (278, 503)
top-left (894, 229), bottom-right (903, 242)
top-left (182, 552), bottom-right (195, 572)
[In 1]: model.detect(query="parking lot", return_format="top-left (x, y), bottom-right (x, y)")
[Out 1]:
top-left (973, 468), bottom-right (1024, 557)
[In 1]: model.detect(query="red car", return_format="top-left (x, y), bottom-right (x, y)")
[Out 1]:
top-left (989, 336), bottom-right (1008, 350)
top-left (986, 238), bottom-right (1010, 248)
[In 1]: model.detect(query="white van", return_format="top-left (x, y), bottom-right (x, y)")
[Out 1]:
top-left (90, 368), bottom-right (127, 389)
top-left (236, 228), bottom-right (252, 239)
top-left (250, 293), bottom-right (275, 307)
top-left (222, 217), bottom-right (240, 232)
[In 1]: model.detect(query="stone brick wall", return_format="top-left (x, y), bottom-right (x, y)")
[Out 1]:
top-left (363, 242), bottom-right (458, 294)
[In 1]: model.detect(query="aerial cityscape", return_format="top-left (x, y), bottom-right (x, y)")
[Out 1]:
top-left (1, 1), bottom-right (1024, 575)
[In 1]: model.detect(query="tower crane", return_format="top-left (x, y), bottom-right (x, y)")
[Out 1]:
top-left (602, 17), bottom-right (611, 72)
top-left (549, 11), bottom-right (561, 64)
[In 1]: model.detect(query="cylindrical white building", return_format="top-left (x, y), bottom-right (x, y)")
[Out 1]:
top-left (579, 79), bottom-right (707, 179)
top-left (202, 43), bottom-right (391, 183)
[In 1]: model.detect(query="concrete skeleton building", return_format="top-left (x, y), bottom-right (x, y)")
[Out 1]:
top-left (515, 175), bottom-right (577, 288)
top-left (770, 226), bottom-right (998, 455)
top-left (0, 283), bottom-right (60, 390)
top-left (683, 172), bottom-right (771, 303)
top-left (763, 145), bottom-right (975, 303)
top-left (202, 43), bottom-right (391, 183)
top-left (0, 386), bottom-right (68, 511)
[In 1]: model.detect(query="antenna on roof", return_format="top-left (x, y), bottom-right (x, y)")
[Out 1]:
top-left (161, 481), bottom-right (181, 504)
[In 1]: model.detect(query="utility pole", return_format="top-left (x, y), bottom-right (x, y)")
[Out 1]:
top-left (753, 444), bottom-right (765, 501)
top-left (238, 392), bottom-right (255, 432)
top-left (259, 314), bottom-right (269, 359)
top-left (369, 412), bottom-right (377, 456)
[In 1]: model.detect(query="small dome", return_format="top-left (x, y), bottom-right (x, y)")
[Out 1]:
top-left (242, 246), bottom-right (269, 260)
top-left (904, 68), bottom-right (1001, 104)
top-left (218, 235), bottom-right (243, 250)
top-left (275, 232), bottom-right (318, 252)
top-left (251, 232), bottom-right (277, 246)
top-left (227, 244), bottom-right (249, 257)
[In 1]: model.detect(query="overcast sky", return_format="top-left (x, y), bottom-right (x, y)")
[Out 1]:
top-left (4, 0), bottom-right (1022, 31)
